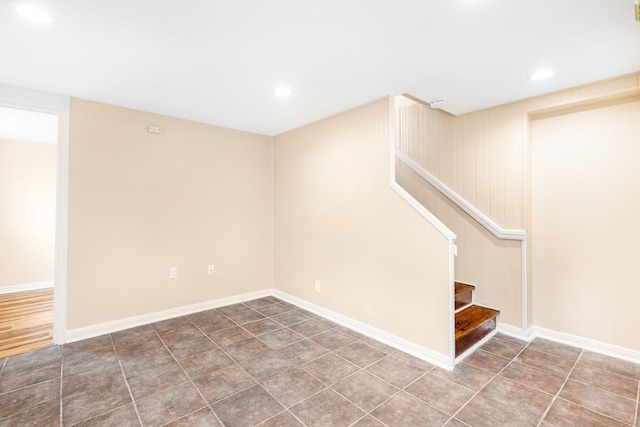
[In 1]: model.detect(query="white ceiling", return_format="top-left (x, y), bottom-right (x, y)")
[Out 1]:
top-left (1, 0), bottom-right (638, 136)
top-left (0, 106), bottom-right (57, 144)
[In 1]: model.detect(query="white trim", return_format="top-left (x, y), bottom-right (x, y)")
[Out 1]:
top-left (395, 149), bottom-right (526, 241)
top-left (529, 326), bottom-right (640, 365)
top-left (389, 180), bottom-right (457, 241)
top-left (65, 286), bottom-right (640, 369)
top-left (53, 110), bottom-right (70, 345)
top-left (0, 85), bottom-right (70, 345)
top-left (389, 96), bottom-right (456, 369)
top-left (498, 322), bottom-right (640, 365)
top-left (273, 289), bottom-right (453, 370)
top-left (388, 97), bottom-right (456, 241)
top-left (447, 240), bottom-right (456, 370)
top-left (0, 84), bottom-right (69, 113)
top-left (521, 240), bottom-right (527, 331)
top-left (66, 289), bottom-right (272, 343)
top-left (454, 303), bottom-right (472, 314)
top-left (497, 322), bottom-right (531, 342)
top-left (68, 287), bottom-right (452, 369)
top-left (0, 281), bottom-right (54, 294)
top-left (455, 329), bottom-right (498, 364)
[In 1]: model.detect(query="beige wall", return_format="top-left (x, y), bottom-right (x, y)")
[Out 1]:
top-left (0, 139), bottom-right (57, 288)
top-left (67, 99), bottom-right (273, 329)
top-left (64, 72), bottom-right (640, 356)
top-left (274, 98), bottom-right (452, 356)
top-left (531, 99), bottom-right (640, 351)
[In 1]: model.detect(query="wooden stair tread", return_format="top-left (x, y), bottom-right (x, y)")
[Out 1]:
top-left (454, 282), bottom-right (475, 296)
top-left (455, 305), bottom-right (500, 340)
top-left (454, 282), bottom-right (475, 311)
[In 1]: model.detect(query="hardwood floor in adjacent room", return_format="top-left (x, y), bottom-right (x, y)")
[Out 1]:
top-left (0, 288), bottom-right (54, 358)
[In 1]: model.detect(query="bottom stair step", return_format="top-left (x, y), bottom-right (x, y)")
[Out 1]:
top-left (455, 304), bottom-right (500, 357)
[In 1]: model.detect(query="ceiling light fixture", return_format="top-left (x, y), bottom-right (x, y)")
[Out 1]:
top-left (12, 2), bottom-right (52, 23)
top-left (529, 69), bottom-right (553, 81)
top-left (275, 87), bottom-right (291, 98)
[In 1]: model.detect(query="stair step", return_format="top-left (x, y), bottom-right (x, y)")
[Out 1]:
top-left (454, 282), bottom-right (475, 311)
top-left (455, 304), bottom-right (499, 357)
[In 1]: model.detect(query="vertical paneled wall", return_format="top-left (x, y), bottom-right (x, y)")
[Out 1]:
top-left (274, 98), bottom-right (452, 357)
top-left (397, 102), bottom-right (523, 230)
top-left (396, 73), bottom-right (640, 333)
top-left (396, 162), bottom-right (522, 327)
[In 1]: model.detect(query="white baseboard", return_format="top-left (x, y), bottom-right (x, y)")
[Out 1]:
top-left (528, 326), bottom-right (640, 365)
top-left (65, 289), bottom-right (640, 369)
top-left (66, 289), bottom-right (272, 343)
top-left (67, 287), bottom-right (453, 370)
top-left (497, 322), bottom-right (531, 342)
top-left (0, 281), bottom-right (54, 294)
top-left (498, 322), bottom-right (640, 365)
top-left (273, 290), bottom-right (453, 371)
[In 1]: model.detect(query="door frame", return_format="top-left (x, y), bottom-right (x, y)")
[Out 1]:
top-left (0, 84), bottom-right (70, 344)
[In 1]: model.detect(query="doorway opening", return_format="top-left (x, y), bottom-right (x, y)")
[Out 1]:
top-left (0, 85), bottom-right (70, 356)
top-left (0, 106), bottom-right (58, 357)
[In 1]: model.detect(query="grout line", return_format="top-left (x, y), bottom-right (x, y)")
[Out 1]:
top-left (181, 318), bottom-right (228, 424)
top-left (58, 352), bottom-right (63, 427)
top-left (62, 340), bottom-right (136, 426)
top-left (448, 336), bottom-right (531, 424)
top-left (235, 305), bottom-right (402, 426)
top-left (182, 310), bottom-right (251, 427)
top-left (538, 350), bottom-right (638, 426)
top-left (190, 301), bottom-right (344, 426)
top-left (114, 332), bottom-right (149, 427)
top-left (634, 381), bottom-right (639, 427)
top-left (534, 348), bottom-right (583, 427)
top-left (9, 298), bottom-right (639, 427)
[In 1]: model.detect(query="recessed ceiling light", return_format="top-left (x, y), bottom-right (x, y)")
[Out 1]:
top-left (275, 87), bottom-right (291, 98)
top-left (529, 69), bottom-right (553, 81)
top-left (15, 4), bottom-right (51, 23)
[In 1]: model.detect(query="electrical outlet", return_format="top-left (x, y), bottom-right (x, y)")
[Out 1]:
top-left (208, 265), bottom-right (215, 276)
top-left (169, 267), bottom-right (178, 279)
top-left (314, 280), bottom-right (321, 293)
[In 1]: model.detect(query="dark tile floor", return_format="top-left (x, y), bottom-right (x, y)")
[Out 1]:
top-left (0, 296), bottom-right (639, 426)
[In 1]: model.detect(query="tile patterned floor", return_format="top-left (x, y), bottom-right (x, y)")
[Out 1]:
top-left (0, 296), bottom-right (639, 426)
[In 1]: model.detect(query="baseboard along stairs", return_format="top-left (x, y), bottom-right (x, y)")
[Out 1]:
top-left (455, 282), bottom-right (500, 357)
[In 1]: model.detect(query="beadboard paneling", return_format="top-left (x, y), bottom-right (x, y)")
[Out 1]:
top-left (397, 161), bottom-right (522, 327)
top-left (397, 73), bottom-right (640, 232)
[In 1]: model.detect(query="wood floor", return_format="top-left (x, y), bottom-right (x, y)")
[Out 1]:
top-left (0, 288), bottom-right (54, 358)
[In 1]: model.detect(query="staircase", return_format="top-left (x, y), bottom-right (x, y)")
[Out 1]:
top-left (454, 282), bottom-right (500, 357)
